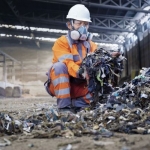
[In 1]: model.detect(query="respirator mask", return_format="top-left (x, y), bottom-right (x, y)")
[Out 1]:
top-left (69, 20), bottom-right (93, 41)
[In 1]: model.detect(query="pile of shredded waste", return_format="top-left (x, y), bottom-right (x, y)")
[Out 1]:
top-left (1, 49), bottom-right (150, 139)
top-left (104, 67), bottom-right (150, 134)
top-left (80, 48), bottom-right (126, 106)
top-left (0, 105), bottom-right (114, 139)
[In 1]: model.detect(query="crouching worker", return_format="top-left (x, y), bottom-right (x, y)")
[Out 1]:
top-left (44, 4), bottom-right (97, 113)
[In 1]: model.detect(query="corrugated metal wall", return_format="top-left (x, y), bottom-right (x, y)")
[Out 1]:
top-left (121, 30), bottom-right (150, 83)
top-left (141, 31), bottom-right (150, 67)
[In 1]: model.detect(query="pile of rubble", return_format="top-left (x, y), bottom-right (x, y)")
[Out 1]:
top-left (0, 48), bottom-right (150, 139)
top-left (0, 68), bottom-right (150, 138)
top-left (0, 105), bottom-right (113, 139)
top-left (80, 48), bottom-right (126, 106)
top-left (104, 67), bottom-right (150, 134)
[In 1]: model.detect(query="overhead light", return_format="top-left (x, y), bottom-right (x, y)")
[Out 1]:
top-left (139, 6), bottom-right (150, 24)
top-left (140, 15), bottom-right (149, 24)
top-left (0, 34), bottom-right (6, 36)
top-left (126, 33), bottom-right (134, 38)
top-left (0, 24), bottom-right (102, 38)
top-left (15, 25), bottom-right (23, 29)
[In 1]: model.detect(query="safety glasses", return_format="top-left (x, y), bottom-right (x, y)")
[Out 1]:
top-left (73, 20), bottom-right (89, 26)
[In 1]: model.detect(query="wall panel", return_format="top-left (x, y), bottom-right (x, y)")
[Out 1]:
top-left (124, 30), bottom-right (150, 81)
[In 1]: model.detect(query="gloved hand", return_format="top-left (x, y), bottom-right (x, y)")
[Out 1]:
top-left (111, 52), bottom-right (121, 57)
top-left (78, 67), bottom-right (85, 78)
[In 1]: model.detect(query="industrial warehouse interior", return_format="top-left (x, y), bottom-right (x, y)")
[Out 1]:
top-left (0, 0), bottom-right (150, 150)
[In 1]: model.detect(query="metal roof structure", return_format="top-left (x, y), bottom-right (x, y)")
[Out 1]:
top-left (0, 0), bottom-right (150, 47)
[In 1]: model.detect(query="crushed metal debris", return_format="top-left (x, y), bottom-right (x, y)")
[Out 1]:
top-left (0, 49), bottom-right (150, 141)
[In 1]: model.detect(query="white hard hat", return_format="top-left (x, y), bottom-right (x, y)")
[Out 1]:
top-left (66, 4), bottom-right (91, 22)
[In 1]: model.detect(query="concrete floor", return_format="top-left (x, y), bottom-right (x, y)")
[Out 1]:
top-left (1, 97), bottom-right (150, 150)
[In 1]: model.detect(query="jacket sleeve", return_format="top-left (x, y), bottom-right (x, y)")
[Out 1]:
top-left (52, 36), bottom-right (80, 78)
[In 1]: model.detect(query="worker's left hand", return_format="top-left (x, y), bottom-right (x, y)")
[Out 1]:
top-left (78, 68), bottom-right (85, 78)
top-left (111, 52), bottom-right (121, 57)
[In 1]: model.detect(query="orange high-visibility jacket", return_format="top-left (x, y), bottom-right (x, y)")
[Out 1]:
top-left (52, 35), bottom-right (97, 77)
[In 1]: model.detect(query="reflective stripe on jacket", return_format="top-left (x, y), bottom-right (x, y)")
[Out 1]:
top-left (52, 35), bottom-right (97, 78)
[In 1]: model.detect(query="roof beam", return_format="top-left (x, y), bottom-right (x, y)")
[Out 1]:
top-left (3, 0), bottom-right (40, 48)
top-left (21, 10), bottom-right (138, 21)
top-left (91, 15), bottom-right (138, 21)
top-left (91, 17), bottom-right (136, 32)
top-left (90, 25), bottom-right (134, 33)
top-left (0, 50), bottom-right (20, 64)
top-left (31, 0), bottom-right (150, 13)
top-left (4, 0), bottom-right (26, 26)
top-left (0, 12), bottom-right (136, 33)
top-left (93, 33), bottom-right (123, 45)
top-left (20, 11), bottom-right (137, 32)
top-left (22, 16), bottom-right (134, 32)
top-left (21, 11), bottom-right (136, 33)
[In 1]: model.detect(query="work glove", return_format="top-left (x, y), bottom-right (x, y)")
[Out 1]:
top-left (78, 67), bottom-right (85, 79)
top-left (111, 52), bottom-right (121, 57)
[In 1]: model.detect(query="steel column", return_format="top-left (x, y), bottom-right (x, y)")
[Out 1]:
top-left (3, 55), bottom-right (7, 83)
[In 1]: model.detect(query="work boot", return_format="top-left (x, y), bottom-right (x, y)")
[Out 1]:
top-left (73, 106), bottom-right (90, 113)
top-left (58, 107), bottom-right (75, 114)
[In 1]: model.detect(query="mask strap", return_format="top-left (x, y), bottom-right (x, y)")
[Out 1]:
top-left (70, 19), bottom-right (75, 30)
